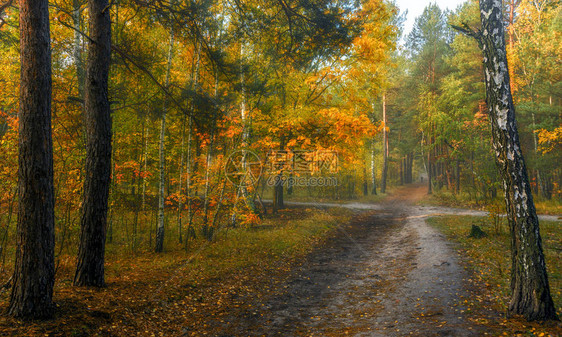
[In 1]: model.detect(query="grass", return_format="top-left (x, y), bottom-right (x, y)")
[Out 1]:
top-left (534, 199), bottom-right (562, 216)
top-left (0, 206), bottom-right (353, 336)
top-left (427, 215), bottom-right (562, 336)
top-left (420, 189), bottom-right (562, 215)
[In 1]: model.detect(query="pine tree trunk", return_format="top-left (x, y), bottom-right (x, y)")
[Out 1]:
top-left (457, 0), bottom-right (558, 320)
top-left (9, 0), bottom-right (55, 318)
top-left (427, 151), bottom-right (433, 194)
top-left (455, 159), bottom-right (460, 194)
top-left (363, 166), bottom-right (368, 196)
top-left (407, 153), bottom-right (413, 184)
top-left (380, 94), bottom-right (388, 193)
top-left (399, 156), bottom-right (404, 186)
top-left (74, 0), bottom-right (112, 287)
top-left (371, 139), bottom-right (377, 195)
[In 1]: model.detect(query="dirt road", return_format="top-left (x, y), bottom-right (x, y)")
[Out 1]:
top-left (217, 185), bottom-right (485, 336)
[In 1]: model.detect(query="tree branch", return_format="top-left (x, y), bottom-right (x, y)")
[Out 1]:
top-left (451, 22), bottom-right (481, 41)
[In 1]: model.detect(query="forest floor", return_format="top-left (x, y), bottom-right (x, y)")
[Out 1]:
top-left (0, 185), bottom-right (560, 336)
top-left (218, 184), bottom-right (484, 336)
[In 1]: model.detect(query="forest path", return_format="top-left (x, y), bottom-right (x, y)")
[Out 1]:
top-left (219, 185), bottom-right (487, 336)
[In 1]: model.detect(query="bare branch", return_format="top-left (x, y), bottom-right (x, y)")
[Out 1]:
top-left (451, 22), bottom-right (481, 41)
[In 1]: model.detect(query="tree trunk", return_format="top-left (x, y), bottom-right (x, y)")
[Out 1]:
top-left (380, 94), bottom-right (388, 193)
top-left (72, 0), bottom-right (84, 99)
top-left (202, 67), bottom-right (220, 240)
top-left (201, 120), bottom-right (216, 240)
top-left (74, 0), bottom-right (111, 287)
top-left (427, 151), bottom-right (433, 194)
top-left (456, 159), bottom-right (461, 194)
top-left (184, 42), bottom-right (200, 245)
top-left (272, 137), bottom-right (285, 213)
top-left (363, 166), bottom-right (368, 196)
top-left (399, 156), bottom-right (404, 186)
top-left (407, 152), bottom-right (413, 184)
top-left (155, 22), bottom-right (174, 253)
top-left (9, 0), bottom-right (55, 318)
top-left (371, 139), bottom-right (377, 195)
top-left (456, 0), bottom-right (557, 321)
top-left (177, 114), bottom-right (186, 244)
top-left (273, 176), bottom-right (284, 212)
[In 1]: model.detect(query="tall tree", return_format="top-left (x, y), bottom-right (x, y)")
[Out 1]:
top-left (8, 0), bottom-right (55, 317)
top-left (155, 12), bottom-right (175, 253)
top-left (407, 3), bottom-right (451, 193)
top-left (74, 0), bottom-right (112, 286)
top-left (380, 93), bottom-right (388, 193)
top-left (454, 0), bottom-right (557, 321)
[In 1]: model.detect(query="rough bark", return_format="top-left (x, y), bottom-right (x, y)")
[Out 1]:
top-left (74, 0), bottom-right (112, 287)
top-left (455, 0), bottom-right (557, 321)
top-left (9, 0), bottom-right (55, 318)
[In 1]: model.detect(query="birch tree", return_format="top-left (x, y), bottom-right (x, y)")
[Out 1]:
top-left (454, 0), bottom-right (557, 321)
top-left (155, 17), bottom-right (175, 253)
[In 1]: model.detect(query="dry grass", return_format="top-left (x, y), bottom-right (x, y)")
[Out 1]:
top-left (428, 215), bottom-right (562, 336)
top-left (0, 207), bottom-right (352, 336)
